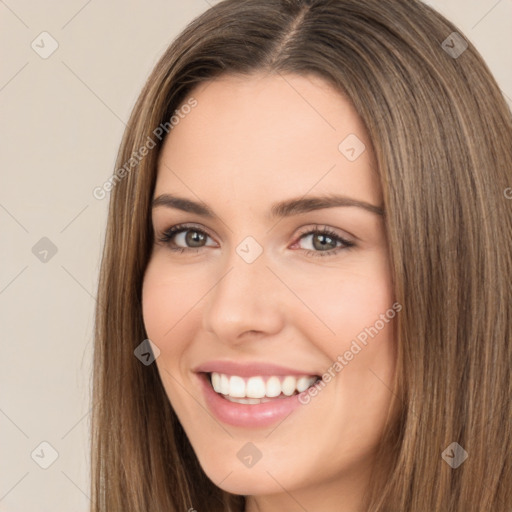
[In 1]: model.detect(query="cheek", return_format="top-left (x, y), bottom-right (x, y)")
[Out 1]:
top-left (141, 260), bottom-right (191, 374)
top-left (141, 261), bottom-right (195, 407)
top-left (337, 273), bottom-right (394, 341)
top-left (141, 257), bottom-right (203, 346)
top-left (289, 252), bottom-right (394, 343)
top-left (141, 271), bottom-right (171, 343)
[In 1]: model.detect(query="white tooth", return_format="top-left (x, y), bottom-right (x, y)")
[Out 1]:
top-left (220, 373), bottom-right (230, 395)
top-left (281, 376), bottom-right (297, 396)
top-left (265, 376), bottom-right (282, 397)
top-left (225, 396), bottom-right (262, 404)
top-left (229, 375), bottom-right (246, 397)
top-left (296, 376), bottom-right (315, 393)
top-left (211, 372), bottom-right (221, 393)
top-left (246, 376), bottom-right (266, 398)
top-left (214, 373), bottom-right (315, 399)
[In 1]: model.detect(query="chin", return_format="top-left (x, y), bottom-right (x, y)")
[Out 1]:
top-left (205, 465), bottom-right (288, 496)
top-left (194, 449), bottom-right (306, 496)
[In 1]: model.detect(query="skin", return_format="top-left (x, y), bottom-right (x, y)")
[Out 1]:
top-left (142, 72), bottom-right (398, 512)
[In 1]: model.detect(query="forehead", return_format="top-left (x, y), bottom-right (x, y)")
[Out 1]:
top-left (155, 72), bottom-right (382, 211)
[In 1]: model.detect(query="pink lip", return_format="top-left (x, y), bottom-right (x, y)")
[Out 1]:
top-left (193, 360), bottom-right (319, 378)
top-left (197, 372), bottom-right (310, 428)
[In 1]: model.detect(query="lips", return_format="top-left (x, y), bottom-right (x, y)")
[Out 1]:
top-left (193, 360), bottom-right (322, 428)
top-left (193, 360), bottom-right (321, 378)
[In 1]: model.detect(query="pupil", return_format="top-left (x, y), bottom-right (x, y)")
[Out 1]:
top-left (187, 230), bottom-right (205, 247)
top-left (314, 234), bottom-right (334, 251)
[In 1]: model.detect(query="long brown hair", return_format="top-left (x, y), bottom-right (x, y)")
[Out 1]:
top-left (91, 1), bottom-right (512, 510)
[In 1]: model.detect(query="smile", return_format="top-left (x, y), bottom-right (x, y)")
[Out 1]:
top-left (194, 361), bottom-right (323, 428)
top-left (209, 372), bottom-right (320, 404)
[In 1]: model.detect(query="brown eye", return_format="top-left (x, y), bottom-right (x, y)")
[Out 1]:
top-left (295, 226), bottom-right (355, 258)
top-left (311, 232), bottom-right (338, 251)
top-left (182, 230), bottom-right (207, 247)
top-left (158, 224), bottom-right (216, 252)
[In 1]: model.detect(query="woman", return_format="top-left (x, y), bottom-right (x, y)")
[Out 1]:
top-left (91, 0), bottom-right (512, 510)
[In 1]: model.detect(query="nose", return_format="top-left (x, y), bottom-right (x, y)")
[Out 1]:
top-left (201, 250), bottom-right (285, 345)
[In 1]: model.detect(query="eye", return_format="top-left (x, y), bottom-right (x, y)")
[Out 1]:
top-left (293, 225), bottom-right (355, 258)
top-left (156, 223), bottom-right (355, 257)
top-left (157, 223), bottom-right (216, 253)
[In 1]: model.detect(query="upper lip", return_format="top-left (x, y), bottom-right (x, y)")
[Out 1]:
top-left (193, 360), bottom-right (320, 378)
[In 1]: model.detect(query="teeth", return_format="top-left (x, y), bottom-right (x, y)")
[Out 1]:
top-left (246, 376), bottom-right (266, 398)
top-left (225, 396), bottom-right (273, 404)
top-left (229, 376), bottom-right (246, 397)
top-left (266, 376), bottom-right (282, 397)
top-left (220, 374), bottom-right (229, 395)
top-left (281, 376), bottom-right (296, 396)
top-left (210, 372), bottom-right (318, 399)
top-left (297, 376), bottom-right (313, 392)
top-left (211, 372), bottom-right (220, 391)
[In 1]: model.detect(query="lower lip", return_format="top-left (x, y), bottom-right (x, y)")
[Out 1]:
top-left (198, 373), bottom-right (309, 428)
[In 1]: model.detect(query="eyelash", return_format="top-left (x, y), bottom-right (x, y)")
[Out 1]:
top-left (157, 223), bottom-right (355, 258)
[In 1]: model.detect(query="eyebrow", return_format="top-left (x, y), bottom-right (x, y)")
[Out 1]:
top-left (152, 193), bottom-right (384, 218)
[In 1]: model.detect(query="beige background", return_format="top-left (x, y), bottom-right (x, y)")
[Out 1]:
top-left (0, 1), bottom-right (510, 510)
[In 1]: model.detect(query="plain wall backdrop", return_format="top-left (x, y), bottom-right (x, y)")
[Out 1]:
top-left (0, 1), bottom-right (511, 510)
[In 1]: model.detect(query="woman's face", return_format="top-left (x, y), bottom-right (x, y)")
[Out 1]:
top-left (142, 72), bottom-right (398, 511)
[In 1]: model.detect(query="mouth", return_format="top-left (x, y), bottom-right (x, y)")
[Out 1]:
top-left (207, 372), bottom-right (322, 404)
top-left (195, 369), bottom-right (322, 428)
